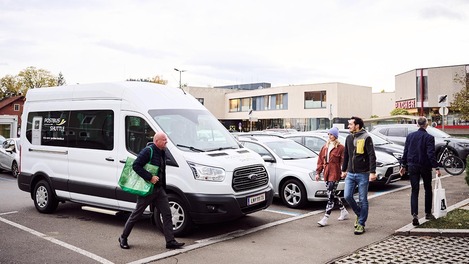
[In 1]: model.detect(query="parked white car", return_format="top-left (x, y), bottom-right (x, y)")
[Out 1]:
top-left (0, 138), bottom-right (20, 178)
top-left (238, 135), bottom-right (345, 208)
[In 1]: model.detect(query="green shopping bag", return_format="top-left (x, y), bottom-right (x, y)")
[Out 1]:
top-left (118, 147), bottom-right (159, 196)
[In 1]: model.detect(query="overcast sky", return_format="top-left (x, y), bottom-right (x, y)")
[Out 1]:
top-left (1, 0), bottom-right (468, 92)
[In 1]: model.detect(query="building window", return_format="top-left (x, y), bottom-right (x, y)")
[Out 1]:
top-left (304, 91), bottom-right (327, 109)
top-left (14, 104), bottom-right (20, 111)
top-left (229, 99), bottom-right (240, 112)
top-left (241, 98), bottom-right (251, 112)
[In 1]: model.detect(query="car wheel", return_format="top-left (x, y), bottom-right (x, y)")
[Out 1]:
top-left (280, 178), bottom-right (307, 209)
top-left (11, 161), bottom-right (19, 178)
top-left (154, 193), bottom-right (192, 237)
top-left (33, 180), bottom-right (59, 213)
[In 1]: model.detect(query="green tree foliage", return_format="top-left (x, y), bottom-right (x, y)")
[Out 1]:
top-left (370, 115), bottom-right (379, 118)
top-left (0, 66), bottom-right (64, 98)
top-left (390, 108), bottom-right (409, 115)
top-left (451, 72), bottom-right (469, 120)
top-left (126, 75), bottom-right (168, 85)
top-left (0, 75), bottom-right (22, 97)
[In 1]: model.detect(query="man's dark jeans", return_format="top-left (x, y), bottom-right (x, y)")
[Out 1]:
top-left (409, 165), bottom-right (433, 216)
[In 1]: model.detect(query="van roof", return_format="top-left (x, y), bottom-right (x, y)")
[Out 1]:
top-left (25, 81), bottom-right (206, 111)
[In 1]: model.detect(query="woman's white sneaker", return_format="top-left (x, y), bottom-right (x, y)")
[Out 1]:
top-left (338, 209), bottom-right (350, 221)
top-left (317, 216), bottom-right (329, 226)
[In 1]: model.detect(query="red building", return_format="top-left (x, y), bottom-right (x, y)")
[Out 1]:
top-left (0, 96), bottom-right (25, 138)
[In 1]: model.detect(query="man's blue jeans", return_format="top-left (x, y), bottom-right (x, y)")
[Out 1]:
top-left (344, 172), bottom-right (370, 226)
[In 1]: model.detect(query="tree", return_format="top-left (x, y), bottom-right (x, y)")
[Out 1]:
top-left (451, 72), bottom-right (469, 120)
top-left (0, 75), bottom-right (22, 97)
top-left (370, 115), bottom-right (379, 118)
top-left (390, 108), bottom-right (409, 116)
top-left (57, 72), bottom-right (66, 86)
top-left (0, 67), bottom-right (63, 98)
top-left (126, 75), bottom-right (168, 85)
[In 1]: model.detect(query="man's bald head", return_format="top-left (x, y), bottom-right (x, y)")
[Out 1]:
top-left (153, 132), bottom-right (168, 150)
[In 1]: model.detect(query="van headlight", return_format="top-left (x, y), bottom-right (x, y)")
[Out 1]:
top-left (393, 153), bottom-right (403, 160)
top-left (188, 162), bottom-right (225, 182)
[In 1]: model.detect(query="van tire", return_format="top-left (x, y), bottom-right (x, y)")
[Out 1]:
top-left (154, 193), bottom-right (192, 237)
top-left (33, 180), bottom-right (59, 213)
top-left (280, 178), bottom-right (307, 209)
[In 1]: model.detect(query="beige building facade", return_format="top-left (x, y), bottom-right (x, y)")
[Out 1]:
top-left (187, 82), bottom-right (373, 131)
top-left (395, 64), bottom-right (468, 125)
top-left (184, 64), bottom-right (467, 131)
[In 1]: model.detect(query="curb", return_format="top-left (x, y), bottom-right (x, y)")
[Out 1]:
top-left (395, 198), bottom-right (469, 237)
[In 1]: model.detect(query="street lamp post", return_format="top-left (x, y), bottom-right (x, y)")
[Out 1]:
top-left (174, 68), bottom-right (186, 88)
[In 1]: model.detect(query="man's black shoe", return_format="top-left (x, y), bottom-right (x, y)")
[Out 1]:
top-left (119, 237), bottom-right (130, 249)
top-left (412, 217), bottom-right (419, 226)
top-left (166, 240), bottom-right (185, 249)
top-left (425, 213), bottom-right (436, 220)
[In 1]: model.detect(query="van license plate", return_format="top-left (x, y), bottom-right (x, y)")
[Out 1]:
top-left (247, 193), bottom-right (265, 205)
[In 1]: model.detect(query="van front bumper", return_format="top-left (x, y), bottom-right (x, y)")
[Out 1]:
top-left (184, 186), bottom-right (273, 224)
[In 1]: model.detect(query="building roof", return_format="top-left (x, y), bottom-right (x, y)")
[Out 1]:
top-left (0, 96), bottom-right (24, 111)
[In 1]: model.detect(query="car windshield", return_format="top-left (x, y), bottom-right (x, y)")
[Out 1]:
top-left (264, 140), bottom-right (317, 160)
top-left (149, 109), bottom-right (240, 152)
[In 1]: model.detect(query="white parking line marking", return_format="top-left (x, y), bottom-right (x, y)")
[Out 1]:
top-left (0, 216), bottom-right (114, 264)
top-left (0, 211), bottom-right (18, 216)
top-left (264, 208), bottom-right (302, 216)
top-left (127, 209), bottom-right (324, 264)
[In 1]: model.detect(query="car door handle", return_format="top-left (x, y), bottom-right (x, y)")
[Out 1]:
top-left (119, 159), bottom-right (127, 164)
top-left (105, 157), bottom-right (115, 162)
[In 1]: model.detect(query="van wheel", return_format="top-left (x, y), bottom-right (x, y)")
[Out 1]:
top-left (33, 180), bottom-right (59, 213)
top-left (280, 178), bottom-right (307, 209)
top-left (11, 161), bottom-right (19, 178)
top-left (154, 193), bottom-right (192, 237)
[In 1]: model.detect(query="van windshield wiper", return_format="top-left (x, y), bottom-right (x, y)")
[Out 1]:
top-left (206, 147), bottom-right (237, 152)
top-left (176, 144), bottom-right (205, 152)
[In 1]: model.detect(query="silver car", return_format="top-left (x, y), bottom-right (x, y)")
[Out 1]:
top-left (238, 135), bottom-right (345, 208)
top-left (0, 138), bottom-right (20, 178)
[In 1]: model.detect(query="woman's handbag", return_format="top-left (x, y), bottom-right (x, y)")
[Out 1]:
top-left (433, 176), bottom-right (447, 219)
top-left (118, 147), bottom-right (159, 196)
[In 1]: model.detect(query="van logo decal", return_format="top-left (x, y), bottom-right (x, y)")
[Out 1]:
top-left (247, 174), bottom-right (258, 180)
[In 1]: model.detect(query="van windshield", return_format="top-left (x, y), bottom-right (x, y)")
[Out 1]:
top-left (149, 109), bottom-right (240, 152)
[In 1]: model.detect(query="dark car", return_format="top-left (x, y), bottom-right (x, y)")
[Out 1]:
top-left (370, 124), bottom-right (469, 161)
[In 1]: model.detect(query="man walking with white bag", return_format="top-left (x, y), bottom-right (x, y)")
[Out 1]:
top-left (399, 117), bottom-right (441, 226)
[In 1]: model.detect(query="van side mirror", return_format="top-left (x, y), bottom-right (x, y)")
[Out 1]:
top-left (262, 155), bottom-right (275, 163)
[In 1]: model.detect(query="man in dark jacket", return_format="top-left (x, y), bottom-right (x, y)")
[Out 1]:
top-left (341, 116), bottom-right (376, 235)
top-left (399, 117), bottom-right (441, 226)
top-left (119, 132), bottom-right (185, 250)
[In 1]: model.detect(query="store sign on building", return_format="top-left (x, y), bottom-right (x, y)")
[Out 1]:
top-left (395, 98), bottom-right (416, 109)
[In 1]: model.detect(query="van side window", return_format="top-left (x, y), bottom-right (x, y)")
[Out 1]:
top-left (68, 110), bottom-right (114, 150)
top-left (26, 110), bottom-right (114, 150)
top-left (26, 111), bottom-right (69, 147)
top-left (125, 116), bottom-right (155, 155)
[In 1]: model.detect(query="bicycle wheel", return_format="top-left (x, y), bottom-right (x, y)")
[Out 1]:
top-left (442, 155), bottom-right (465, 175)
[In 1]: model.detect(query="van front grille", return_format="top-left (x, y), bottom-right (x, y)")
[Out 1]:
top-left (232, 165), bottom-right (269, 192)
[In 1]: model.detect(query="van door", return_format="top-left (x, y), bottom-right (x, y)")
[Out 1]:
top-left (116, 112), bottom-right (156, 209)
top-left (67, 108), bottom-right (120, 207)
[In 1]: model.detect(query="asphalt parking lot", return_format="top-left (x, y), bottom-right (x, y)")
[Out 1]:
top-left (2, 172), bottom-right (465, 264)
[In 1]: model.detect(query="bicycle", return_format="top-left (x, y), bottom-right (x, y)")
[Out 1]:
top-left (437, 140), bottom-right (465, 175)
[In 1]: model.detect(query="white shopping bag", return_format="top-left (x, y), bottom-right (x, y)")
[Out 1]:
top-left (433, 176), bottom-right (447, 219)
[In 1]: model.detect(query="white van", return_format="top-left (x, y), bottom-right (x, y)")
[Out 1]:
top-left (18, 81), bottom-right (273, 236)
